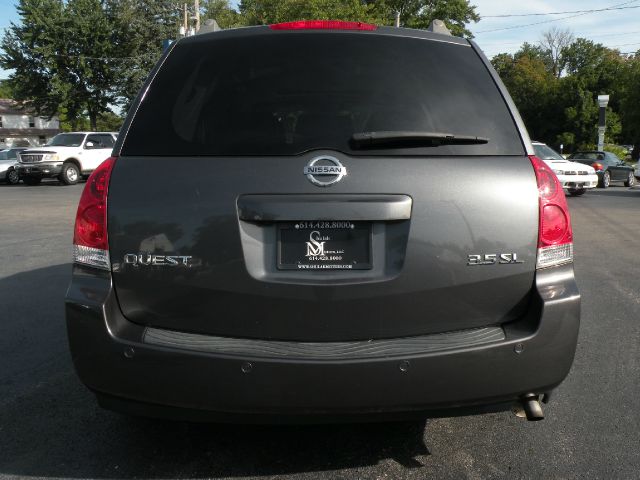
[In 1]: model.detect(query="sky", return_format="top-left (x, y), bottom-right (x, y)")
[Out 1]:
top-left (1, 0), bottom-right (639, 80)
top-left (469, 0), bottom-right (640, 57)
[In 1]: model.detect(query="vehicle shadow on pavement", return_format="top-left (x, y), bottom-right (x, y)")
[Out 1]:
top-left (582, 187), bottom-right (640, 197)
top-left (0, 264), bottom-right (431, 479)
top-left (1, 178), bottom-right (86, 188)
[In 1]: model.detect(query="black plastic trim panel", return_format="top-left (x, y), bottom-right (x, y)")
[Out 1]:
top-left (143, 326), bottom-right (505, 360)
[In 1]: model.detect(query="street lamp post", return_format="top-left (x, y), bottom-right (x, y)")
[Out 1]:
top-left (597, 94), bottom-right (609, 152)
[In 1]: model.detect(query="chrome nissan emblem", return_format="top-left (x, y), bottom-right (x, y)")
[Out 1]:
top-left (303, 156), bottom-right (346, 187)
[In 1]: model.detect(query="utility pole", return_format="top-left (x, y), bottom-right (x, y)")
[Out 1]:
top-left (394, 11), bottom-right (400, 27)
top-left (597, 95), bottom-right (609, 152)
top-left (183, 3), bottom-right (188, 37)
top-left (195, 0), bottom-right (200, 33)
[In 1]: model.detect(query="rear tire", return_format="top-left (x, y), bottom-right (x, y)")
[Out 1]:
top-left (568, 188), bottom-right (586, 196)
top-left (59, 162), bottom-right (80, 185)
top-left (598, 171), bottom-right (610, 188)
top-left (6, 168), bottom-right (19, 185)
top-left (624, 172), bottom-right (635, 187)
top-left (23, 176), bottom-right (41, 186)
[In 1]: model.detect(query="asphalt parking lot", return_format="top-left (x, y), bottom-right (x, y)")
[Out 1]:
top-left (1, 180), bottom-right (639, 480)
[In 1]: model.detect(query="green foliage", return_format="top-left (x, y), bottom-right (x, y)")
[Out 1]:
top-left (106, 0), bottom-right (178, 110)
top-left (238, 0), bottom-right (381, 25)
top-left (370, 0), bottom-right (479, 37)
top-left (0, 0), bottom-right (119, 129)
top-left (60, 110), bottom-right (124, 132)
top-left (618, 54), bottom-right (640, 160)
top-left (0, 79), bottom-right (13, 98)
top-left (201, 0), bottom-right (244, 29)
top-left (491, 49), bottom-right (559, 143)
top-left (493, 34), bottom-right (638, 155)
top-left (0, 0), bottom-right (66, 118)
top-left (603, 143), bottom-right (630, 162)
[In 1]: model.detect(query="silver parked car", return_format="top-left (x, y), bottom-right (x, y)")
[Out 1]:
top-left (0, 148), bottom-right (27, 184)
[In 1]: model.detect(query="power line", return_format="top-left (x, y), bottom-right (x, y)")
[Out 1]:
top-left (483, 4), bottom-right (640, 18)
top-left (475, 0), bottom-right (639, 34)
top-left (605, 41), bottom-right (640, 47)
top-left (481, 41), bottom-right (640, 53)
top-left (479, 29), bottom-right (640, 47)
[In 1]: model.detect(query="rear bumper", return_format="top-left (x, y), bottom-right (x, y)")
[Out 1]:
top-left (16, 162), bottom-right (63, 178)
top-left (65, 264), bottom-right (580, 421)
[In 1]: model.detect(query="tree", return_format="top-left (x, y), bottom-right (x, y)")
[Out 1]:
top-left (201, 0), bottom-right (244, 28)
top-left (372, 0), bottom-right (479, 37)
top-left (107, 0), bottom-right (179, 110)
top-left (490, 52), bottom-right (514, 78)
top-left (492, 36), bottom-right (633, 152)
top-left (63, 0), bottom-right (119, 129)
top-left (60, 110), bottom-right (124, 132)
top-left (538, 26), bottom-right (574, 78)
top-left (239, 0), bottom-right (381, 25)
top-left (0, 0), bottom-right (119, 130)
top-left (0, 0), bottom-right (66, 119)
top-left (618, 53), bottom-right (640, 160)
top-left (0, 80), bottom-right (13, 98)
top-left (492, 46), bottom-right (559, 144)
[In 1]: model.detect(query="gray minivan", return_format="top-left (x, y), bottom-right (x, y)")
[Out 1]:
top-left (65, 20), bottom-right (580, 422)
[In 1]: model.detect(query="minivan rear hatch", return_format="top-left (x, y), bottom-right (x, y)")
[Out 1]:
top-left (108, 27), bottom-right (538, 341)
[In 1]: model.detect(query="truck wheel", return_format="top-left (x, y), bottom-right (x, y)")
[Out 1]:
top-left (568, 188), bottom-right (586, 196)
top-left (60, 162), bottom-right (80, 185)
top-left (23, 176), bottom-right (41, 186)
top-left (6, 168), bottom-right (19, 185)
top-left (624, 172), bottom-right (635, 187)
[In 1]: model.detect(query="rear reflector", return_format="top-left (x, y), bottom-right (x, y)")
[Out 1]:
top-left (72, 156), bottom-right (116, 270)
top-left (529, 155), bottom-right (574, 269)
top-left (536, 243), bottom-right (574, 270)
top-left (269, 20), bottom-right (377, 31)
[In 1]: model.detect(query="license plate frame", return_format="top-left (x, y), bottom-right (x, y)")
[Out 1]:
top-left (277, 221), bottom-right (372, 271)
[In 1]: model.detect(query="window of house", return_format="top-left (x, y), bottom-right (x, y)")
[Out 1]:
top-left (0, 116), bottom-right (3, 128)
top-left (39, 135), bottom-right (46, 145)
top-left (28, 116), bottom-right (35, 128)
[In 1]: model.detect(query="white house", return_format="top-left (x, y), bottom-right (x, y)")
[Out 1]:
top-left (0, 99), bottom-right (62, 148)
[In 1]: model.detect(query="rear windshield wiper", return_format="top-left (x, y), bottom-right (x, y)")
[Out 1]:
top-left (351, 131), bottom-right (489, 149)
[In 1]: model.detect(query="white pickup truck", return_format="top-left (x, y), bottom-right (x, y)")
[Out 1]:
top-left (16, 132), bottom-right (118, 185)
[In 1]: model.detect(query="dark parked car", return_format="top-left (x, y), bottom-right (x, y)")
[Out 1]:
top-left (0, 147), bottom-right (27, 184)
top-left (65, 21), bottom-right (580, 423)
top-left (568, 150), bottom-right (635, 188)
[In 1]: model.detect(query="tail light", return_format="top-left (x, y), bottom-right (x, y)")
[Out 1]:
top-left (72, 156), bottom-right (116, 270)
top-left (591, 162), bottom-right (604, 171)
top-left (529, 155), bottom-right (573, 269)
top-left (269, 20), bottom-right (377, 31)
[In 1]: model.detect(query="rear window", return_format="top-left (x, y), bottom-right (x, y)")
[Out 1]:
top-left (569, 152), bottom-right (603, 161)
top-left (122, 32), bottom-right (524, 157)
top-left (533, 143), bottom-right (563, 160)
top-left (48, 133), bottom-right (85, 147)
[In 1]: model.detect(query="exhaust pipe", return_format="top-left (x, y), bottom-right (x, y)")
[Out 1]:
top-left (520, 394), bottom-right (544, 421)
